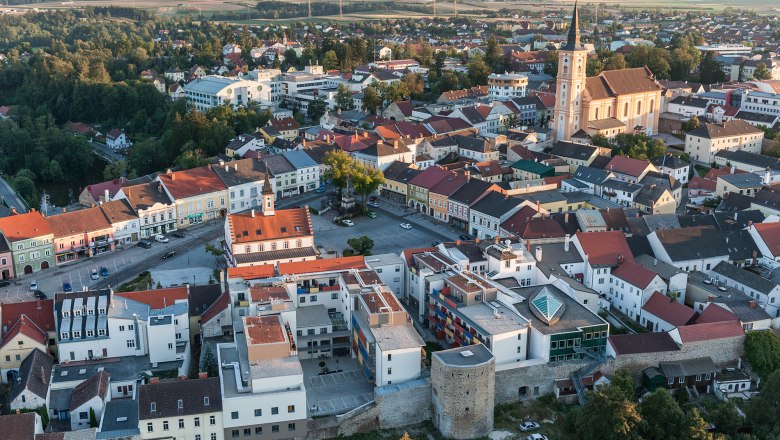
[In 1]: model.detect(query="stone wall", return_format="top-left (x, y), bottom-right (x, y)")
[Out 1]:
top-left (609, 336), bottom-right (745, 375)
top-left (375, 378), bottom-right (432, 428)
top-left (495, 359), bottom-right (590, 404)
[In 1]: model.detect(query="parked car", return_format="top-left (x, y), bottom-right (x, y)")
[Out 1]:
top-left (367, 211), bottom-right (378, 219)
top-left (100, 266), bottom-right (109, 277)
top-left (91, 269), bottom-right (99, 280)
top-left (62, 282), bottom-right (72, 292)
top-left (137, 239), bottom-right (152, 249)
top-left (525, 434), bottom-right (548, 440)
top-left (369, 195), bottom-right (377, 202)
top-left (162, 251), bottom-right (176, 260)
top-left (400, 223), bottom-right (412, 230)
top-left (0, 280), bottom-right (11, 288)
top-left (519, 421), bottom-right (540, 432)
top-left (342, 219), bottom-right (355, 227)
top-left (29, 280), bottom-right (38, 291)
top-left (154, 234), bottom-right (169, 243)
top-left (459, 234), bottom-right (472, 241)
top-left (315, 186), bottom-right (325, 193)
top-left (172, 231), bottom-right (185, 238)
top-left (367, 201), bottom-right (380, 208)
top-left (34, 290), bottom-right (47, 300)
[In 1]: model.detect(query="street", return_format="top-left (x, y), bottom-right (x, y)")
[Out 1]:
top-left (0, 175), bottom-right (29, 213)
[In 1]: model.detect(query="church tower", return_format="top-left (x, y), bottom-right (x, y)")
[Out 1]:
top-left (553, 2), bottom-right (588, 142)
top-left (261, 172), bottom-right (275, 216)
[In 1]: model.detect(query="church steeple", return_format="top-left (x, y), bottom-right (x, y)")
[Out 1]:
top-left (261, 169), bottom-right (275, 216)
top-left (562, 1), bottom-right (582, 51)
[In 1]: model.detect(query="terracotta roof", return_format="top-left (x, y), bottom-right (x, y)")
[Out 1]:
top-left (408, 166), bottom-right (453, 190)
top-left (612, 261), bottom-right (657, 288)
top-left (46, 206), bottom-right (112, 237)
top-left (675, 320), bottom-right (744, 343)
top-left (269, 117), bottom-right (300, 131)
top-left (688, 119), bottom-right (763, 139)
top-left (429, 171), bottom-right (467, 196)
top-left (200, 292), bottom-right (230, 324)
top-left (575, 230), bottom-right (634, 266)
top-left (0, 412), bottom-right (39, 440)
top-left (1, 299), bottom-right (56, 335)
top-left (0, 211), bottom-right (53, 241)
top-left (641, 291), bottom-right (696, 327)
top-left (608, 332), bottom-right (680, 355)
top-left (585, 67), bottom-right (661, 100)
top-left (122, 181), bottom-right (173, 210)
top-left (70, 370), bottom-right (109, 411)
top-left (106, 129), bottom-right (123, 140)
top-left (99, 199), bottom-right (138, 224)
top-left (605, 156), bottom-right (653, 178)
top-left (249, 286), bottom-right (289, 303)
top-left (695, 303), bottom-right (740, 324)
top-left (753, 222), bottom-right (780, 256)
top-left (226, 265), bottom-right (275, 280)
top-left (401, 247), bottom-right (438, 267)
top-left (0, 314), bottom-right (47, 349)
top-left (115, 287), bottom-right (188, 310)
top-left (688, 176), bottom-right (717, 192)
top-left (277, 256), bottom-right (366, 276)
top-left (227, 207), bottom-right (311, 244)
top-left (158, 167), bottom-right (227, 200)
top-left (245, 315), bottom-right (285, 344)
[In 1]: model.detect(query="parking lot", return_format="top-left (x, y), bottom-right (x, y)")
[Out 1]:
top-left (302, 357), bottom-right (374, 417)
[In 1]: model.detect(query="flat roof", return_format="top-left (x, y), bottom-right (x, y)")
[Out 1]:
top-left (371, 324), bottom-right (425, 352)
top-left (250, 355), bottom-right (304, 380)
top-left (433, 344), bottom-right (494, 367)
top-left (458, 303), bottom-right (527, 336)
top-left (244, 316), bottom-right (286, 345)
top-left (296, 304), bottom-right (331, 329)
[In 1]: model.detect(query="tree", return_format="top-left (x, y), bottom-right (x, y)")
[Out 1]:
top-left (322, 50), bottom-right (340, 71)
top-left (324, 149), bottom-right (356, 193)
top-left (432, 71), bottom-right (461, 96)
top-left (176, 148), bottom-right (210, 170)
top-left (352, 165), bottom-right (385, 206)
top-left (335, 84), bottom-right (354, 111)
top-left (484, 36), bottom-right (505, 73)
top-left (204, 243), bottom-right (224, 257)
top-left (361, 86), bottom-right (382, 114)
top-left (587, 58), bottom-right (605, 76)
top-left (611, 369), bottom-right (636, 401)
top-left (753, 62), bottom-right (772, 80)
top-left (639, 389), bottom-right (689, 440)
top-left (103, 160), bottom-right (129, 180)
top-left (683, 115), bottom-right (701, 132)
top-left (576, 386), bottom-right (642, 440)
top-left (11, 169), bottom-right (37, 209)
top-left (744, 330), bottom-right (780, 379)
top-left (709, 401), bottom-right (742, 437)
top-left (604, 53), bottom-right (627, 71)
top-left (467, 55), bottom-right (491, 86)
top-left (402, 73), bottom-right (425, 99)
top-left (747, 370), bottom-right (780, 436)
top-left (698, 51), bottom-right (725, 84)
top-left (307, 97), bottom-right (328, 122)
top-left (686, 408), bottom-right (715, 440)
top-left (202, 346), bottom-right (218, 377)
top-left (346, 236), bottom-right (375, 256)
top-left (89, 407), bottom-right (98, 428)
top-left (544, 51), bottom-right (559, 76)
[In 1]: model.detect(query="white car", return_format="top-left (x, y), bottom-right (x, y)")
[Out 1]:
top-left (29, 280), bottom-right (38, 291)
top-left (519, 421), bottom-right (540, 432)
top-left (154, 234), bottom-right (169, 243)
top-left (525, 434), bottom-right (548, 440)
top-left (90, 269), bottom-right (99, 280)
top-left (342, 219), bottom-right (354, 227)
top-left (400, 223), bottom-right (412, 230)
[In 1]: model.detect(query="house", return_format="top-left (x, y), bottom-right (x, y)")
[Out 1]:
top-left (47, 206), bottom-right (115, 265)
top-left (283, 150), bottom-right (322, 193)
top-left (748, 222), bottom-right (780, 261)
top-left (213, 158), bottom-right (274, 214)
top-left (0, 232), bottom-right (14, 281)
top-left (225, 133), bottom-right (264, 158)
top-left (105, 129), bottom-right (128, 150)
top-left (99, 399), bottom-right (140, 439)
top-left (268, 117), bottom-right (301, 141)
top-left (428, 172), bottom-right (467, 223)
top-left (708, 260), bottom-right (780, 317)
top-left (510, 159), bottom-right (555, 181)
top-left (666, 96), bottom-right (709, 117)
top-left (715, 173), bottom-right (764, 198)
top-left (99, 199), bottom-right (141, 246)
top-left (187, 284), bottom-right (225, 345)
top-left (447, 179), bottom-right (501, 231)
top-left (69, 370), bottom-right (110, 431)
top-left (686, 271), bottom-right (772, 330)
top-left (263, 154), bottom-right (299, 199)
top-left (652, 154), bottom-right (690, 184)
top-left (549, 141), bottom-right (608, 172)
top-left (407, 167), bottom-right (452, 214)
top-left (609, 261), bottom-right (668, 321)
top-left (0, 412), bottom-right (44, 440)
top-left (685, 120), bottom-right (764, 164)
top-left (469, 192), bottom-right (531, 239)
top-left (8, 348), bottom-right (54, 411)
top-left (640, 291), bottom-right (696, 332)
top-left (604, 156), bottom-right (657, 183)
top-left (658, 357), bottom-right (718, 394)
top-left (158, 167), bottom-right (228, 229)
top-left (0, 299), bottom-right (56, 383)
top-left (0, 211), bottom-right (56, 275)
top-left (351, 140), bottom-right (414, 171)
top-left (751, 187), bottom-right (780, 217)
top-left (381, 161), bottom-right (420, 202)
top-left (649, 226), bottom-right (762, 271)
top-left (487, 72), bottom-right (528, 99)
top-left (223, 180), bottom-right (316, 267)
top-left (635, 254), bottom-right (688, 299)
top-left (78, 177), bottom-right (129, 207)
top-left (114, 181), bottom-right (176, 239)
top-left (139, 377), bottom-right (222, 440)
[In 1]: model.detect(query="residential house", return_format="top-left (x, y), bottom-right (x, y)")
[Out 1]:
top-left (448, 179), bottom-right (502, 231)
top-left (748, 222), bottom-right (780, 261)
top-left (608, 261), bottom-right (668, 320)
top-left (511, 160), bottom-right (556, 181)
top-left (114, 181), bottom-right (177, 239)
top-left (666, 96), bottom-right (709, 117)
top-left (0, 299), bottom-right (56, 383)
top-left (0, 412), bottom-right (44, 440)
top-left (226, 133), bottom-right (264, 158)
top-left (69, 370), bottom-right (110, 431)
top-left (283, 150), bottom-right (321, 194)
top-left (213, 158), bottom-right (273, 214)
top-left (47, 206), bottom-right (115, 265)
top-left (657, 357), bottom-right (718, 394)
top-left (264, 154), bottom-right (299, 199)
top-left (381, 161), bottom-right (420, 203)
top-left (105, 129), bottom-right (129, 150)
top-left (469, 192), bottom-right (528, 239)
top-left (8, 349), bottom-right (53, 411)
top-left (351, 140), bottom-right (414, 171)
top-left (652, 154), bottom-right (690, 184)
top-left (158, 167), bottom-right (228, 229)
top-left (715, 173), bottom-right (764, 198)
top-left (187, 284), bottom-right (225, 345)
top-left (139, 377), bottom-right (223, 440)
top-left (99, 199), bottom-right (141, 246)
top-left (454, 134), bottom-right (500, 162)
top-left (751, 187), bottom-right (780, 217)
top-left (0, 232), bottom-right (14, 280)
top-left (0, 211), bottom-right (55, 275)
top-left (407, 167), bottom-right (452, 214)
top-left (78, 177), bottom-right (129, 207)
top-left (685, 120), bottom-right (764, 164)
top-left (640, 291), bottom-right (696, 332)
top-left (604, 156), bottom-right (658, 183)
top-left (708, 260), bottom-right (780, 318)
top-left (571, 230), bottom-right (634, 295)
top-left (428, 172), bottom-right (468, 223)
top-left (648, 226), bottom-right (761, 271)
top-left (268, 117), bottom-right (301, 141)
top-left (549, 142), bottom-right (608, 172)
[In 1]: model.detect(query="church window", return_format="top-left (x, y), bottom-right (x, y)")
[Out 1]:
top-left (624, 102), bottom-right (629, 117)
top-left (637, 101), bottom-right (642, 114)
top-left (650, 100), bottom-right (655, 111)
top-left (595, 108), bottom-right (600, 119)
top-left (563, 66), bottom-right (568, 74)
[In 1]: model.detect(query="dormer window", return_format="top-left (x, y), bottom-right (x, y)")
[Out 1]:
top-left (98, 329), bottom-right (106, 336)
top-left (86, 330), bottom-right (94, 337)
top-left (72, 331), bottom-right (81, 338)
top-left (177, 399), bottom-right (183, 409)
top-left (204, 397), bottom-right (210, 406)
top-left (63, 310), bottom-right (70, 318)
top-left (88, 309), bottom-right (94, 316)
top-left (99, 308), bottom-right (106, 315)
top-left (61, 332), bottom-right (69, 339)
top-left (151, 402), bottom-right (157, 412)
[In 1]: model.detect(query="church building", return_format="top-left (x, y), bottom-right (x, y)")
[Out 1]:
top-left (554, 3), bottom-right (663, 142)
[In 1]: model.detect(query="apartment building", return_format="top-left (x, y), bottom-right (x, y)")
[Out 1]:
top-left (685, 120), bottom-right (764, 164)
top-left (139, 377), bottom-right (224, 440)
top-left (0, 211), bottom-right (55, 275)
top-left (158, 167), bottom-right (229, 229)
top-left (183, 75), bottom-right (273, 112)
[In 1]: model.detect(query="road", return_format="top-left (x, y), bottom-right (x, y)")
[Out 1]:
top-left (0, 175), bottom-right (28, 213)
top-left (90, 141), bottom-right (125, 164)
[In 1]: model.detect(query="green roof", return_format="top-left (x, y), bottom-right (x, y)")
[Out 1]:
top-left (510, 159), bottom-right (555, 177)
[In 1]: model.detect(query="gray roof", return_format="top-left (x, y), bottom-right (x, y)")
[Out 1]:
top-left (449, 179), bottom-right (495, 206)
top-left (669, 95), bottom-right (710, 108)
top-left (550, 141), bottom-right (598, 161)
top-left (10, 348), bottom-right (54, 403)
top-left (433, 343), bottom-right (494, 367)
top-left (654, 227), bottom-right (761, 262)
top-left (263, 154), bottom-right (296, 175)
top-left (601, 178), bottom-right (642, 193)
top-left (652, 154), bottom-right (690, 170)
top-left (659, 356), bottom-right (717, 378)
top-left (510, 285), bottom-right (606, 335)
top-left (635, 254), bottom-right (683, 281)
top-left (296, 304), bottom-right (332, 329)
top-left (471, 192), bottom-right (524, 219)
top-left (282, 150), bottom-right (319, 170)
top-left (138, 377), bottom-right (222, 420)
top-left (710, 261), bottom-right (777, 294)
top-left (714, 150), bottom-right (780, 171)
top-left (212, 158), bottom-right (268, 187)
top-left (718, 172), bottom-right (764, 189)
top-left (98, 399), bottom-right (140, 439)
top-left (687, 270), bottom-right (772, 323)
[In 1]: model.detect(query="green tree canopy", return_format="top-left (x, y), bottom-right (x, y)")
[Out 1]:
top-left (346, 236), bottom-right (375, 256)
top-left (639, 388), bottom-right (689, 440)
top-left (744, 330), bottom-right (780, 379)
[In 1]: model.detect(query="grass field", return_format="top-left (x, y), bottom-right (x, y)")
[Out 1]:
top-left (5, 0), bottom-right (779, 21)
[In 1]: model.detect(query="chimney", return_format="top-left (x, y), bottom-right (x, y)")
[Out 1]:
top-left (150, 377), bottom-right (160, 384)
top-left (748, 300), bottom-right (758, 309)
top-left (707, 295), bottom-right (715, 302)
top-left (534, 245), bottom-right (542, 261)
top-left (171, 172), bottom-right (176, 181)
top-left (456, 240), bottom-right (461, 246)
top-left (225, 165), bottom-right (229, 172)
top-left (219, 159), bottom-right (225, 166)
top-left (730, 166), bottom-right (735, 174)
top-left (199, 372), bottom-right (208, 379)
top-left (166, 168), bottom-right (172, 175)
top-left (104, 189), bottom-right (110, 201)
top-left (63, 207), bottom-right (67, 213)
top-left (251, 209), bottom-right (255, 218)
top-left (494, 236), bottom-right (500, 244)
top-left (765, 167), bottom-right (771, 185)
top-left (41, 366), bottom-right (47, 384)
top-left (564, 234), bottom-right (570, 252)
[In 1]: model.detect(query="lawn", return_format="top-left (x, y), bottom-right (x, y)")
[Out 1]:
top-left (116, 270), bottom-right (152, 292)
top-left (494, 395), bottom-right (577, 440)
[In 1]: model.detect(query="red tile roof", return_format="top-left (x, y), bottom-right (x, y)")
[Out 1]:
top-left (688, 176), bottom-right (717, 192)
top-left (641, 291), bottom-right (696, 327)
top-left (0, 211), bottom-right (53, 241)
top-left (408, 166), bottom-right (451, 190)
top-left (46, 206), bottom-right (112, 238)
top-left (227, 208), bottom-right (311, 244)
top-left (695, 303), bottom-right (740, 324)
top-left (0, 314), bottom-right (47, 349)
top-left (85, 177), bottom-right (128, 201)
top-left (612, 261), bottom-right (657, 288)
top-left (245, 316), bottom-right (285, 345)
top-left (277, 256), bottom-right (366, 275)
top-left (158, 166), bottom-right (227, 200)
top-left (200, 292), bottom-right (230, 324)
top-left (676, 320), bottom-right (744, 343)
top-left (115, 287), bottom-right (188, 310)
top-left (704, 166), bottom-right (745, 181)
top-left (226, 265), bottom-right (275, 280)
top-left (249, 286), bottom-right (289, 303)
top-left (0, 412), bottom-right (39, 440)
top-left (1, 299), bottom-right (55, 335)
top-left (753, 222), bottom-right (780, 256)
top-left (400, 247), bottom-right (438, 267)
top-left (500, 206), bottom-right (539, 235)
top-left (429, 171), bottom-right (467, 196)
top-left (575, 231), bottom-right (634, 266)
top-left (605, 156), bottom-right (653, 178)
top-left (608, 332), bottom-right (680, 355)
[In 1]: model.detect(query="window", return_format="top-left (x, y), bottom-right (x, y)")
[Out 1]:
top-left (179, 419), bottom-right (184, 429)
top-left (679, 377), bottom-right (684, 384)
top-left (255, 409), bottom-right (262, 416)
top-left (288, 405), bottom-right (295, 413)
top-left (387, 354), bottom-right (392, 361)
top-left (255, 427), bottom-right (263, 434)
top-left (80, 412), bottom-right (88, 420)
top-left (177, 399), bottom-right (183, 409)
top-left (163, 421), bottom-right (169, 431)
top-left (388, 368), bottom-right (392, 375)
top-left (289, 423), bottom-right (296, 431)
top-left (194, 417), bottom-right (200, 427)
top-left (211, 432), bottom-right (217, 439)
top-left (231, 411), bottom-right (239, 419)
top-left (127, 339), bottom-right (135, 348)
top-left (196, 436), bottom-right (201, 440)
top-left (232, 430), bottom-right (239, 438)
top-left (203, 396), bottom-right (210, 406)
top-left (210, 415), bottom-right (216, 425)
top-left (271, 407), bottom-right (279, 415)
top-left (147, 423), bottom-right (153, 433)
top-left (151, 402), bottom-right (157, 412)
top-left (243, 428), bottom-right (251, 436)
top-left (272, 425), bottom-right (280, 433)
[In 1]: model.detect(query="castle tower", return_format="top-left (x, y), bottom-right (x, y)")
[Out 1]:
top-left (261, 172), bottom-right (275, 217)
top-left (553, 2), bottom-right (589, 142)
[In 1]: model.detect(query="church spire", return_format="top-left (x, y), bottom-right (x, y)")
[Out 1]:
top-left (562, 1), bottom-right (581, 51)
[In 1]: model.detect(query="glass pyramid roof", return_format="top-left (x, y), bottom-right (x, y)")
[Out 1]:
top-left (531, 288), bottom-right (564, 323)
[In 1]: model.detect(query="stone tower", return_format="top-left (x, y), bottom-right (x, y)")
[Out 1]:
top-left (553, 2), bottom-right (589, 142)
top-left (431, 344), bottom-right (495, 439)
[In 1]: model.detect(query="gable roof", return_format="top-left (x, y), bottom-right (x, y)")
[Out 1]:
top-left (0, 211), bottom-right (53, 241)
top-left (70, 370), bottom-right (109, 411)
top-left (585, 67), bottom-right (661, 100)
top-left (641, 291), bottom-right (696, 327)
top-left (10, 348), bottom-right (54, 403)
top-left (612, 261), bottom-right (658, 288)
top-left (46, 206), bottom-right (112, 237)
top-left (158, 167), bottom-right (227, 199)
top-left (188, 284), bottom-right (224, 317)
top-left (115, 287), bottom-right (188, 310)
top-left (608, 332), bottom-right (680, 355)
top-left (226, 265), bottom-right (275, 280)
top-left (84, 178), bottom-right (128, 202)
top-left (688, 119), bottom-right (763, 139)
top-left (550, 141), bottom-right (599, 161)
top-left (408, 166), bottom-right (451, 190)
top-left (99, 199), bottom-right (138, 224)
top-left (753, 222), bottom-right (780, 256)
top-left (200, 292), bottom-right (231, 325)
top-left (0, 412), bottom-right (39, 440)
top-left (138, 377), bottom-right (222, 419)
top-left (2, 300), bottom-right (56, 335)
top-left (449, 179), bottom-right (497, 206)
top-left (1, 314), bottom-right (47, 349)
top-left (605, 156), bottom-right (653, 178)
top-left (695, 303), bottom-right (740, 324)
top-left (122, 181), bottom-right (173, 210)
top-left (674, 320), bottom-right (744, 343)
top-left (471, 191), bottom-right (523, 219)
top-left (575, 230), bottom-right (634, 266)
top-left (227, 207), bottom-right (311, 244)
top-left (277, 256), bottom-right (366, 276)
